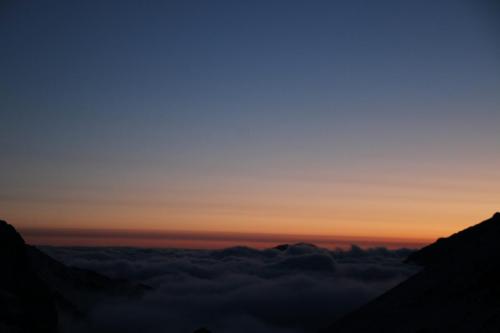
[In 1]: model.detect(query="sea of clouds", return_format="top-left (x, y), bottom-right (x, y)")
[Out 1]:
top-left (41, 243), bottom-right (418, 333)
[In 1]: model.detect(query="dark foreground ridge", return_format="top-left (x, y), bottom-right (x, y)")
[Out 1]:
top-left (0, 220), bottom-right (145, 333)
top-left (0, 220), bottom-right (57, 333)
top-left (325, 212), bottom-right (500, 333)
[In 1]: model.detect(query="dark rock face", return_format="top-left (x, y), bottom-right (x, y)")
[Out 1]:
top-left (0, 220), bottom-right (58, 333)
top-left (325, 213), bottom-right (500, 333)
top-left (192, 327), bottom-right (212, 333)
top-left (26, 243), bottom-right (147, 319)
top-left (406, 212), bottom-right (500, 272)
top-left (0, 220), bottom-right (146, 333)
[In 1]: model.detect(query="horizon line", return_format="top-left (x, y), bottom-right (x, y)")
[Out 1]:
top-left (19, 226), bottom-right (433, 250)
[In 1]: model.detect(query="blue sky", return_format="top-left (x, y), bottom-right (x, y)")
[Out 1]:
top-left (1, 0), bottom-right (499, 243)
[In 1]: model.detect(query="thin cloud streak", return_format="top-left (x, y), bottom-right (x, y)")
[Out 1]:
top-left (21, 227), bottom-right (429, 249)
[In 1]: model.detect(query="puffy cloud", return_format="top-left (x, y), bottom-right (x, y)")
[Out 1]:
top-left (40, 244), bottom-right (418, 333)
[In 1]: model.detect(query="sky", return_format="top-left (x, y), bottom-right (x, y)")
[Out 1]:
top-left (1, 0), bottom-right (499, 248)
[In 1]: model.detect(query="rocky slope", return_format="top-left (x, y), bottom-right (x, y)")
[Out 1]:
top-left (0, 220), bottom-right (58, 333)
top-left (325, 212), bottom-right (500, 333)
top-left (0, 220), bottom-right (144, 333)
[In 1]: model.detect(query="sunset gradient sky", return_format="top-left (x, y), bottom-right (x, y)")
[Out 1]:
top-left (1, 0), bottom-right (499, 248)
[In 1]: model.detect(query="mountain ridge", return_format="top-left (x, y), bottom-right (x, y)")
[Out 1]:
top-left (0, 220), bottom-right (146, 333)
top-left (325, 212), bottom-right (500, 333)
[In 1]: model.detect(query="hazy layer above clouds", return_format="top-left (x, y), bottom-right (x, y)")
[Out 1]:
top-left (41, 244), bottom-right (418, 333)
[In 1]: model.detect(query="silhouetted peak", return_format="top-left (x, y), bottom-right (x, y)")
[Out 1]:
top-left (327, 213), bottom-right (500, 333)
top-left (0, 219), bottom-right (28, 278)
top-left (273, 243), bottom-right (318, 251)
top-left (1, 220), bottom-right (146, 333)
top-left (0, 220), bottom-right (58, 333)
top-left (273, 244), bottom-right (290, 251)
top-left (406, 212), bottom-right (500, 271)
top-left (0, 219), bottom-right (25, 246)
top-left (295, 242), bottom-right (318, 248)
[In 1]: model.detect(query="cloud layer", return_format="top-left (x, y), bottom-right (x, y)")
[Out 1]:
top-left (41, 244), bottom-right (417, 333)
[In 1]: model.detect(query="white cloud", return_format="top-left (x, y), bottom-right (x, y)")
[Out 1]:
top-left (41, 244), bottom-right (417, 333)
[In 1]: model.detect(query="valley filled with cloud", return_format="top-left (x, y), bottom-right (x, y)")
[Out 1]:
top-left (41, 244), bottom-right (418, 333)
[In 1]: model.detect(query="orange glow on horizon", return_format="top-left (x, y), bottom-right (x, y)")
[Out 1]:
top-left (19, 227), bottom-right (432, 250)
top-left (2, 0), bottom-right (499, 255)
top-left (2, 161), bottom-right (499, 247)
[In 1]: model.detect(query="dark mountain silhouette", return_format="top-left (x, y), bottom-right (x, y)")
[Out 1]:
top-left (325, 212), bottom-right (500, 333)
top-left (0, 220), bottom-right (145, 333)
top-left (273, 242), bottom-right (318, 251)
top-left (0, 220), bottom-right (57, 333)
